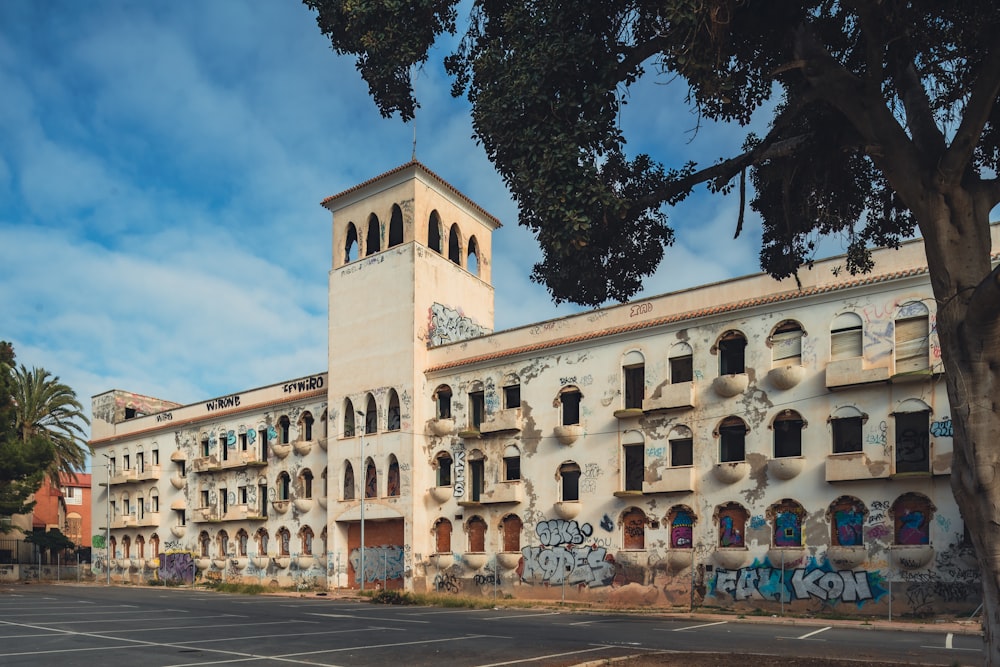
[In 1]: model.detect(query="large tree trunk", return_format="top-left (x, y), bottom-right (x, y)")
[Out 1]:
top-left (918, 189), bottom-right (1000, 662)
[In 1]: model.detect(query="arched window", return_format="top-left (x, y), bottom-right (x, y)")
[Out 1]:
top-left (894, 399), bottom-right (931, 473)
top-left (365, 213), bottom-right (381, 256)
top-left (895, 301), bottom-right (930, 374)
top-left (299, 526), bottom-right (314, 556)
top-left (345, 222), bottom-right (359, 263)
top-left (502, 374), bottom-right (521, 409)
top-left (343, 399), bottom-right (356, 437)
top-left (387, 389), bottom-right (401, 431)
top-left (277, 528), bottom-right (291, 556)
top-left (503, 444), bottom-right (521, 481)
top-left (558, 386), bottom-right (582, 426)
top-left (622, 430), bottom-right (644, 492)
top-left (718, 416), bottom-right (747, 462)
top-left (199, 531), bottom-right (210, 558)
top-left (320, 467), bottom-right (328, 500)
top-left (343, 461), bottom-right (355, 500)
top-left (364, 457), bottom-right (377, 498)
top-left (236, 529), bottom-right (249, 557)
top-left (435, 451), bottom-right (453, 487)
top-left (388, 204), bottom-right (404, 247)
top-left (447, 223), bottom-right (462, 265)
top-left (831, 312), bottom-right (863, 360)
top-left (217, 530), bottom-right (230, 558)
top-left (623, 507), bottom-right (646, 550)
top-left (830, 406), bottom-right (866, 454)
top-left (109, 536), bottom-right (117, 559)
top-left (150, 488), bottom-right (159, 513)
top-left (434, 518), bottom-right (452, 554)
top-left (299, 469), bottom-right (314, 499)
top-left (559, 462), bottom-right (581, 502)
top-left (122, 535), bottom-right (131, 558)
top-left (668, 505), bottom-right (696, 549)
top-left (467, 516), bottom-right (487, 552)
top-left (718, 330), bottom-right (747, 375)
top-left (277, 472), bottom-right (291, 501)
top-left (892, 492), bottom-right (935, 545)
top-left (428, 211), bottom-right (443, 253)
top-left (319, 409), bottom-right (328, 440)
top-left (669, 342), bottom-right (694, 383)
top-left (770, 320), bottom-right (804, 367)
top-left (501, 514), bottom-right (522, 552)
top-left (669, 425), bottom-right (694, 467)
top-left (768, 499), bottom-right (805, 548)
top-left (255, 528), bottom-right (269, 555)
top-left (364, 394), bottom-right (377, 434)
top-left (434, 384), bottom-right (453, 419)
top-left (773, 410), bottom-right (805, 458)
top-left (300, 411), bottom-right (314, 441)
top-left (716, 502), bottom-right (748, 548)
top-left (468, 449), bottom-right (485, 501)
top-left (467, 236), bottom-right (480, 275)
top-left (828, 496), bottom-right (866, 547)
top-left (150, 534), bottom-right (160, 558)
top-left (387, 455), bottom-right (400, 497)
top-left (278, 416), bottom-right (290, 444)
top-left (468, 381), bottom-right (485, 430)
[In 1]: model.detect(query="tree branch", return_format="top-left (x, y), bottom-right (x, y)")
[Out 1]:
top-left (965, 263), bottom-right (1000, 335)
top-left (616, 35), bottom-right (671, 81)
top-left (940, 43), bottom-right (1000, 181)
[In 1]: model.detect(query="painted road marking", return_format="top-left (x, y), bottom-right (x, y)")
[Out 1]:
top-left (671, 620), bottom-right (729, 632)
top-left (946, 633), bottom-right (953, 649)
top-left (474, 644), bottom-right (618, 666)
top-left (308, 612), bottom-right (430, 624)
top-left (477, 611), bottom-right (561, 620)
top-left (798, 626), bottom-right (832, 640)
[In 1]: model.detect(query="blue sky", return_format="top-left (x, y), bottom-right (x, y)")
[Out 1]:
top-left (1, 1), bottom-right (819, 444)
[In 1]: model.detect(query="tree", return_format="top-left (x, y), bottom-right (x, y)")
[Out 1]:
top-left (306, 0), bottom-right (1000, 659)
top-left (0, 342), bottom-right (54, 531)
top-left (10, 365), bottom-right (91, 489)
top-left (24, 527), bottom-right (76, 561)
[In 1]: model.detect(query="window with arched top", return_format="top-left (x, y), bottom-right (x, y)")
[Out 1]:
top-left (622, 507), bottom-right (646, 550)
top-left (428, 211), bottom-right (443, 253)
top-left (894, 399), bottom-right (931, 473)
top-left (255, 528), bottom-right (269, 555)
top-left (278, 416), bottom-right (290, 444)
top-left (448, 224), bottom-right (462, 265)
top-left (669, 425), bottom-right (694, 467)
top-left (343, 399), bottom-right (356, 437)
top-left (365, 213), bottom-right (381, 256)
top-left (345, 222), bottom-right (359, 263)
top-left (299, 526), bottom-right (314, 555)
top-left (109, 536), bottom-right (117, 559)
top-left (343, 461), bottom-right (355, 500)
top-left (387, 389), bottom-right (401, 431)
top-left (768, 498), bottom-right (805, 548)
top-left (773, 410), bottom-right (805, 458)
top-left (468, 381), bottom-right (485, 430)
top-left (217, 530), bottom-right (230, 558)
top-left (770, 320), bottom-right (804, 367)
top-left (433, 384), bottom-right (453, 419)
top-left (364, 457), bottom-right (377, 498)
top-left (831, 406), bottom-right (866, 453)
top-left (277, 472), bottom-right (291, 501)
top-left (669, 342), bottom-right (694, 383)
top-left (895, 301), bottom-right (930, 374)
top-left (434, 518), bottom-right (452, 554)
top-left (435, 451), bottom-right (453, 487)
top-left (828, 496), bottom-right (866, 547)
top-left (236, 529), bottom-right (249, 557)
top-left (892, 492), bottom-right (935, 545)
top-left (320, 467), bottom-right (328, 499)
top-left (718, 416), bottom-right (748, 462)
top-left (364, 394), bottom-right (377, 434)
top-left (199, 531), bottom-right (210, 558)
top-left (559, 386), bottom-right (582, 426)
top-left (388, 204), bottom-right (404, 247)
top-left (502, 514), bottom-right (523, 552)
top-left (831, 312), bottom-right (863, 360)
top-left (622, 430), bottom-right (644, 491)
top-left (668, 505), bottom-right (696, 549)
top-left (622, 350), bottom-right (645, 409)
top-left (136, 535), bottom-right (145, 559)
top-left (559, 462), bottom-right (581, 501)
top-left (467, 516), bottom-right (487, 552)
top-left (150, 534), bottom-right (160, 558)
top-left (716, 502), bottom-right (748, 548)
top-left (387, 455), bottom-right (400, 497)
top-left (277, 528), bottom-right (291, 556)
top-left (503, 444), bottom-right (521, 481)
top-left (122, 535), bottom-right (131, 558)
top-left (467, 235), bottom-right (480, 275)
top-left (299, 469), bottom-right (313, 499)
top-left (718, 330), bottom-right (747, 375)
top-left (300, 412), bottom-right (314, 441)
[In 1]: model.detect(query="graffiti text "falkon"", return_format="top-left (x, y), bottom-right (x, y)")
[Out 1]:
top-left (283, 376), bottom-right (324, 394)
top-left (206, 394), bottom-right (241, 412)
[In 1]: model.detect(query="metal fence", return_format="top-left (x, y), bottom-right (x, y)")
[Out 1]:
top-left (0, 538), bottom-right (34, 564)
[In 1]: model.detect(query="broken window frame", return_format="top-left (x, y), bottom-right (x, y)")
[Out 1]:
top-left (773, 410), bottom-right (804, 458)
top-left (718, 417), bottom-right (747, 463)
top-left (718, 331), bottom-right (747, 375)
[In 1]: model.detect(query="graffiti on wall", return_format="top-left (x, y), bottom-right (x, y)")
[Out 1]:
top-left (518, 519), bottom-right (615, 587)
top-left (710, 558), bottom-right (887, 607)
top-left (427, 303), bottom-right (491, 347)
top-left (158, 552), bottom-right (196, 584)
top-left (452, 445), bottom-right (466, 497)
top-left (349, 545), bottom-right (405, 583)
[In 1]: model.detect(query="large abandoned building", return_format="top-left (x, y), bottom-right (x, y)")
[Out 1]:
top-left (89, 161), bottom-right (985, 615)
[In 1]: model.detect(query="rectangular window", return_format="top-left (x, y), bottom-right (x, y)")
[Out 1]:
top-left (123, 454), bottom-right (130, 470)
top-left (437, 457), bottom-right (452, 487)
top-left (832, 417), bottom-right (863, 453)
top-left (895, 411), bottom-right (930, 473)
top-left (201, 439), bottom-right (210, 457)
top-left (436, 388), bottom-right (452, 419)
top-left (670, 438), bottom-right (693, 467)
top-left (624, 365), bottom-right (645, 409)
top-left (504, 455), bottom-right (521, 481)
top-left (220, 488), bottom-right (228, 514)
top-left (773, 417), bottom-right (803, 458)
top-left (670, 355), bottom-right (693, 383)
top-left (239, 433), bottom-right (248, 451)
top-left (136, 452), bottom-right (144, 472)
top-left (831, 326), bottom-right (862, 360)
top-left (561, 466), bottom-right (581, 502)
top-left (896, 317), bottom-right (930, 373)
top-left (720, 424), bottom-right (745, 462)
top-left (503, 384), bottom-right (521, 409)
top-left (561, 390), bottom-right (581, 426)
top-left (624, 445), bottom-right (644, 491)
top-left (178, 460), bottom-right (186, 478)
top-left (175, 509), bottom-right (186, 527)
top-left (469, 391), bottom-right (485, 429)
top-left (151, 496), bottom-right (159, 512)
top-left (719, 336), bottom-right (746, 375)
top-left (151, 449), bottom-right (159, 465)
top-left (238, 486), bottom-right (248, 504)
top-left (470, 459), bottom-right (484, 502)
top-left (200, 490), bottom-right (210, 508)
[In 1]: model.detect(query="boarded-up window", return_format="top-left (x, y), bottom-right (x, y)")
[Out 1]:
top-left (831, 312), bottom-right (863, 360)
top-left (668, 506), bottom-right (695, 549)
top-left (502, 515), bottom-right (522, 552)
top-left (467, 516), bottom-right (487, 552)
top-left (717, 502), bottom-right (748, 548)
top-left (771, 321), bottom-right (803, 367)
top-left (435, 519), bottom-right (452, 553)
top-left (623, 508), bottom-right (646, 550)
top-left (829, 496), bottom-right (866, 546)
top-left (892, 493), bottom-right (934, 545)
top-left (895, 303), bottom-right (930, 373)
top-left (769, 499), bottom-right (804, 547)
top-left (832, 416), bottom-right (864, 453)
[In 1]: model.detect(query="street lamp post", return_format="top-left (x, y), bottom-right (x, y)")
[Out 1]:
top-left (356, 410), bottom-right (366, 592)
top-left (101, 453), bottom-right (111, 585)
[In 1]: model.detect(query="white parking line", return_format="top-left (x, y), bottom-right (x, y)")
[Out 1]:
top-left (477, 612), bottom-right (561, 620)
top-left (797, 626), bottom-right (832, 640)
top-left (308, 612), bottom-right (429, 623)
top-left (473, 644), bottom-right (617, 666)
top-left (946, 632), bottom-right (953, 649)
top-left (671, 620), bottom-right (729, 632)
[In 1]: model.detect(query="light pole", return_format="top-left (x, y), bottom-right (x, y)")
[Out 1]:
top-left (101, 453), bottom-right (111, 585)
top-left (356, 410), bottom-right (366, 592)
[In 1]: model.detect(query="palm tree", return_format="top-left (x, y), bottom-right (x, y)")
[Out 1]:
top-left (10, 365), bottom-right (91, 488)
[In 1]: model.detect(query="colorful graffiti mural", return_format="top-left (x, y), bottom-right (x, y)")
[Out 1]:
top-left (519, 519), bottom-right (615, 587)
top-left (709, 558), bottom-right (887, 607)
top-left (349, 545), bottom-right (405, 583)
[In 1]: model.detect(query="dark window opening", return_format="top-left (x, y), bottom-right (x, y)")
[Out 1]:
top-left (832, 417), bottom-right (863, 453)
top-left (503, 384), bottom-right (520, 409)
top-left (719, 333), bottom-right (747, 375)
top-left (719, 418), bottom-right (746, 462)
top-left (437, 453), bottom-right (453, 487)
top-left (670, 355), bottom-right (693, 383)
top-left (387, 391), bottom-right (401, 431)
top-left (388, 205), bottom-right (404, 247)
top-left (365, 460), bottom-right (377, 498)
top-left (504, 449), bottom-right (521, 481)
top-left (469, 391), bottom-right (485, 429)
top-left (624, 445), bottom-right (644, 491)
top-left (365, 214), bottom-right (380, 256)
top-left (448, 224), bottom-right (461, 265)
top-left (303, 413), bottom-right (314, 441)
top-left (435, 386), bottom-right (452, 419)
top-left (560, 463), bottom-right (581, 502)
top-left (428, 212), bottom-right (442, 253)
top-left (624, 364), bottom-right (645, 409)
top-left (345, 223), bottom-right (359, 263)
top-left (773, 412), bottom-right (803, 458)
top-left (470, 458), bottom-right (484, 502)
top-left (279, 416), bottom-right (290, 444)
top-left (671, 438), bottom-right (693, 467)
top-left (561, 389), bottom-right (582, 426)
top-left (895, 411), bottom-right (930, 473)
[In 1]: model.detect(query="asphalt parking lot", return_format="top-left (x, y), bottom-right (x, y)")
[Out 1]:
top-left (0, 584), bottom-right (984, 666)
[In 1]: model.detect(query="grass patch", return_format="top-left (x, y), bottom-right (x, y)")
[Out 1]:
top-left (206, 582), bottom-right (268, 595)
